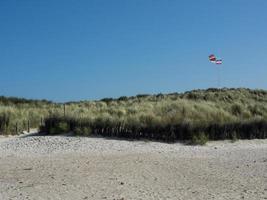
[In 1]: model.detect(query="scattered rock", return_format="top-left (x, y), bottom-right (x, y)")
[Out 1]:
top-left (23, 168), bottom-right (33, 171)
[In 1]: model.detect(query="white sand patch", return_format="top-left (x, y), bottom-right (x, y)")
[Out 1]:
top-left (0, 134), bottom-right (267, 199)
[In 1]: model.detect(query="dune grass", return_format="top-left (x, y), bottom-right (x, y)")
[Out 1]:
top-left (1, 88), bottom-right (267, 143)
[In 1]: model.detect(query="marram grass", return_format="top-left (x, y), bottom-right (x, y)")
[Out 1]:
top-left (1, 88), bottom-right (267, 143)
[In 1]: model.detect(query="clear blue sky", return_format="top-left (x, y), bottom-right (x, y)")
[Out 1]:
top-left (1, 0), bottom-right (267, 102)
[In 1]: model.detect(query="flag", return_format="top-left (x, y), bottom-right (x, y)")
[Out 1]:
top-left (216, 59), bottom-right (222, 64)
top-left (209, 54), bottom-right (216, 62)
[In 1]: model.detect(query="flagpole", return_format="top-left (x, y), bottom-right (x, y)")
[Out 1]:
top-left (218, 66), bottom-right (221, 88)
top-left (209, 55), bottom-right (222, 89)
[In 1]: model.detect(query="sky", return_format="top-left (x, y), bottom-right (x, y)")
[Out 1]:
top-left (0, 0), bottom-right (267, 102)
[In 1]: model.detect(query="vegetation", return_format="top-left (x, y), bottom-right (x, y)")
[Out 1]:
top-left (190, 132), bottom-right (208, 145)
top-left (1, 88), bottom-right (267, 143)
top-left (0, 96), bottom-right (56, 135)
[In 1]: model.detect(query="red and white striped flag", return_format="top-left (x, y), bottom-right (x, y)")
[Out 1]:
top-left (209, 54), bottom-right (216, 62)
top-left (215, 59), bottom-right (222, 64)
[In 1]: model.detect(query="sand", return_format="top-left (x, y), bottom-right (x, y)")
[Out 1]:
top-left (0, 134), bottom-right (267, 200)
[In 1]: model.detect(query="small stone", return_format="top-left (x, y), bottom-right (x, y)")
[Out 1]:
top-left (23, 168), bottom-right (33, 171)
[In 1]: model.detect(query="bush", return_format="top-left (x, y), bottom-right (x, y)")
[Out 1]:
top-left (191, 132), bottom-right (208, 145)
top-left (48, 122), bottom-right (69, 134)
top-left (74, 126), bottom-right (92, 136)
top-left (230, 131), bottom-right (238, 142)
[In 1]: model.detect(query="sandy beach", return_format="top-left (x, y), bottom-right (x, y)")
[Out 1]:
top-left (0, 134), bottom-right (267, 200)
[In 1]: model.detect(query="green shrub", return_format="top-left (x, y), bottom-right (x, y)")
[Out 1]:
top-left (74, 126), bottom-right (92, 136)
top-left (48, 122), bottom-right (69, 134)
top-left (191, 132), bottom-right (208, 145)
top-left (58, 122), bottom-right (70, 133)
top-left (230, 131), bottom-right (238, 142)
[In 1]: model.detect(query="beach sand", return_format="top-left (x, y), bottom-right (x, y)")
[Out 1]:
top-left (0, 134), bottom-right (267, 200)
